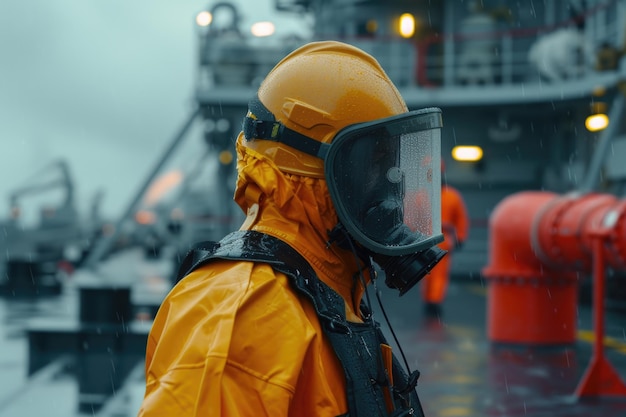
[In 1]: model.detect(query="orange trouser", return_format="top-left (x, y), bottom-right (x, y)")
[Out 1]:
top-left (421, 254), bottom-right (451, 304)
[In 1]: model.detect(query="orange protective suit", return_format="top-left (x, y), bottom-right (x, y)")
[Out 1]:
top-left (138, 134), bottom-right (367, 416)
top-left (421, 184), bottom-right (469, 304)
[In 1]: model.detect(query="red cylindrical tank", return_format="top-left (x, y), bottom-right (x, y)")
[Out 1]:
top-left (483, 191), bottom-right (557, 279)
top-left (483, 191), bottom-right (578, 345)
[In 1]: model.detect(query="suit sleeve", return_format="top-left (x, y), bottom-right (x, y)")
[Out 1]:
top-left (138, 262), bottom-right (309, 417)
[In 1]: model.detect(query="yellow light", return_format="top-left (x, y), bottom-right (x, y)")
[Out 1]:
top-left (219, 150), bottom-right (234, 165)
top-left (452, 146), bottom-right (483, 162)
top-left (592, 86), bottom-right (606, 96)
top-left (196, 11), bottom-right (212, 27)
top-left (366, 20), bottom-right (378, 34)
top-left (251, 21), bottom-right (275, 37)
top-left (399, 13), bottom-right (415, 38)
top-left (585, 113), bottom-right (609, 132)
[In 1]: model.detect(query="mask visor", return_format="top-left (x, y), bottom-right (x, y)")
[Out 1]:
top-left (326, 108), bottom-right (443, 256)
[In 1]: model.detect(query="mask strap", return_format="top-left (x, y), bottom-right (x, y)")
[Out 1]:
top-left (243, 97), bottom-right (331, 160)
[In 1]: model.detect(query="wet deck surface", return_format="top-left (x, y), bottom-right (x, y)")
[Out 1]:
top-left (374, 279), bottom-right (626, 417)
top-left (1, 250), bottom-right (626, 416)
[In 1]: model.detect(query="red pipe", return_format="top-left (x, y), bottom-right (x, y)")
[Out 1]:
top-left (531, 193), bottom-right (623, 270)
top-left (482, 191), bottom-right (626, 345)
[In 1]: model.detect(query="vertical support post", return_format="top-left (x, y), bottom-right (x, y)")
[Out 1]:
top-left (575, 232), bottom-right (626, 398)
top-left (501, 35), bottom-right (512, 85)
top-left (442, 0), bottom-right (455, 87)
top-left (416, 40), bottom-right (430, 86)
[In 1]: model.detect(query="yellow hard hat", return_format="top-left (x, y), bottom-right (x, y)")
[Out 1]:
top-left (242, 41), bottom-right (408, 178)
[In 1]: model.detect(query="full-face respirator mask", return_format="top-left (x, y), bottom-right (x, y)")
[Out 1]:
top-left (243, 97), bottom-right (446, 296)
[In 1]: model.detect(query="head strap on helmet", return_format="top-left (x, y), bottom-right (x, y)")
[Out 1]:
top-left (242, 97), bottom-right (330, 160)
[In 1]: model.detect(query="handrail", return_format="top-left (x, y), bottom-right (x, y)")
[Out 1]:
top-left (198, 0), bottom-right (622, 94)
top-left (432, 0), bottom-right (615, 43)
top-left (416, 0), bottom-right (620, 88)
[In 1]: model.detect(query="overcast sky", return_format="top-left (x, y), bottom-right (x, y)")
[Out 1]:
top-left (0, 0), bottom-right (310, 224)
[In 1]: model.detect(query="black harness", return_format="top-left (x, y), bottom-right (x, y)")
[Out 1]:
top-left (176, 230), bottom-right (424, 417)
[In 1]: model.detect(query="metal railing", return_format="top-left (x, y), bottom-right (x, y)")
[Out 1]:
top-left (415, 0), bottom-right (623, 89)
top-left (197, 0), bottom-right (624, 96)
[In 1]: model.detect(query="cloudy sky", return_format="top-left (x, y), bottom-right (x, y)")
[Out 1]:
top-left (0, 0), bottom-right (310, 224)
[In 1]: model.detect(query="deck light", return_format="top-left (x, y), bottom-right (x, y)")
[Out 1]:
top-left (585, 113), bottom-right (609, 132)
top-left (585, 102), bottom-right (609, 132)
top-left (452, 145), bottom-right (483, 162)
top-left (399, 13), bottom-right (415, 38)
top-left (251, 21), bottom-right (275, 37)
top-left (196, 11), bottom-right (212, 27)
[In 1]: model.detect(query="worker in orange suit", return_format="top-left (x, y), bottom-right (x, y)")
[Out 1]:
top-left (422, 161), bottom-right (469, 317)
top-left (138, 41), bottom-right (448, 417)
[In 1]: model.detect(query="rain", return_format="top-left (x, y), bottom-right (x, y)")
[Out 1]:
top-left (1, 0), bottom-right (626, 416)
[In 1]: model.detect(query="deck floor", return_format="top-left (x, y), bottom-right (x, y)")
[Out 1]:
top-left (1, 250), bottom-right (626, 417)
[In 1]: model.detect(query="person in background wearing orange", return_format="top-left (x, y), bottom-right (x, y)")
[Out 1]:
top-left (422, 161), bottom-right (469, 318)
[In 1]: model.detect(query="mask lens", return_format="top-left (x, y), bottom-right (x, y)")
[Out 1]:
top-left (326, 109), bottom-right (443, 256)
